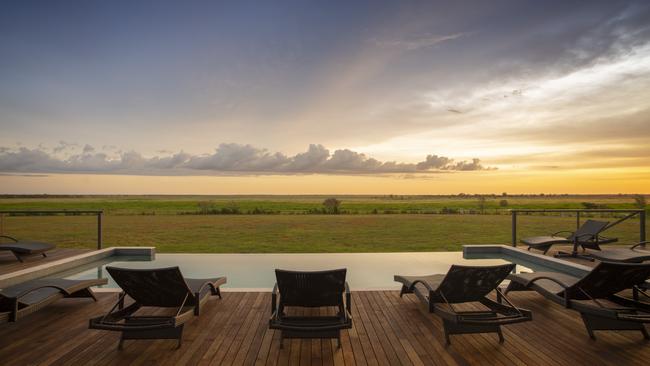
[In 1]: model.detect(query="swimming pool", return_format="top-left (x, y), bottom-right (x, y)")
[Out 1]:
top-left (45, 251), bottom-right (565, 290)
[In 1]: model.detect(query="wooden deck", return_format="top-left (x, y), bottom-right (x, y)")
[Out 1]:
top-left (0, 248), bottom-right (88, 276)
top-left (1, 289), bottom-right (648, 366)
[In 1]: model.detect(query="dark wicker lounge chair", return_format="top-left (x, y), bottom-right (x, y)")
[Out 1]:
top-left (0, 277), bottom-right (107, 323)
top-left (269, 269), bottom-right (352, 348)
top-left (89, 266), bottom-right (226, 349)
top-left (587, 241), bottom-right (650, 263)
top-left (0, 235), bottom-right (55, 262)
top-left (395, 264), bottom-right (532, 345)
top-left (520, 219), bottom-right (617, 259)
top-left (504, 262), bottom-right (650, 340)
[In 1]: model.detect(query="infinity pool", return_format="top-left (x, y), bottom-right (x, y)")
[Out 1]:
top-left (45, 251), bottom-right (561, 290)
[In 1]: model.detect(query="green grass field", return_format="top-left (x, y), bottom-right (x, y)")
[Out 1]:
top-left (0, 194), bottom-right (645, 215)
top-left (0, 195), bottom-right (646, 253)
top-left (0, 213), bottom-right (644, 253)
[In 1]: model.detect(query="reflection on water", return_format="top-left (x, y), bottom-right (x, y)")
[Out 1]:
top-left (49, 252), bottom-right (559, 290)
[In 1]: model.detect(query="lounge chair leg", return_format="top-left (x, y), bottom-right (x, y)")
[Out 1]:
top-left (641, 326), bottom-right (649, 340)
top-left (585, 326), bottom-right (596, 340)
top-left (399, 285), bottom-right (409, 298)
top-left (42, 253), bottom-right (47, 258)
top-left (118, 337), bottom-right (125, 350)
top-left (337, 334), bottom-right (341, 349)
top-left (194, 292), bottom-right (200, 315)
top-left (443, 326), bottom-right (451, 346)
top-left (280, 333), bottom-right (284, 349)
top-left (216, 287), bottom-right (222, 299)
top-left (88, 289), bottom-right (98, 302)
top-left (176, 332), bottom-right (183, 349)
top-left (497, 328), bottom-right (504, 344)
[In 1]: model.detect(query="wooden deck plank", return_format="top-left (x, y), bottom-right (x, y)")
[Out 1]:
top-left (0, 290), bottom-right (648, 366)
top-left (197, 292), bottom-right (257, 365)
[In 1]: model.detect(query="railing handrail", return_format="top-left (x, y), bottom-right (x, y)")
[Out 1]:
top-left (510, 208), bottom-right (646, 246)
top-left (510, 209), bottom-right (644, 213)
top-left (0, 210), bottom-right (103, 249)
top-left (0, 210), bottom-right (103, 214)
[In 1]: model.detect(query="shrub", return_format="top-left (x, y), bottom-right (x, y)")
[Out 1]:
top-left (322, 198), bottom-right (341, 214)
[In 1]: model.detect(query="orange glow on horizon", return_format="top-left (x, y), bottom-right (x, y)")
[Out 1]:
top-left (1, 168), bottom-right (649, 195)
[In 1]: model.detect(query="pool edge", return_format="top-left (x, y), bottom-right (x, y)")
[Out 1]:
top-left (0, 247), bottom-right (155, 288)
top-left (463, 244), bottom-right (592, 276)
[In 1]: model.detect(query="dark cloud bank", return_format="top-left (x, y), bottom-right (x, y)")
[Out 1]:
top-left (0, 144), bottom-right (490, 176)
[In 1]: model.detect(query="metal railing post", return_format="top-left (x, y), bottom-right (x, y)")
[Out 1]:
top-left (640, 210), bottom-right (646, 246)
top-left (97, 212), bottom-right (103, 250)
top-left (511, 211), bottom-right (517, 246)
top-left (576, 211), bottom-right (581, 231)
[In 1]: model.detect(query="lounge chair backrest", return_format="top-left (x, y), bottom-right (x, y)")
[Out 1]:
top-left (568, 220), bottom-right (609, 241)
top-left (434, 264), bottom-right (515, 303)
top-left (275, 269), bottom-right (346, 307)
top-left (564, 262), bottom-right (650, 299)
top-left (107, 266), bottom-right (194, 308)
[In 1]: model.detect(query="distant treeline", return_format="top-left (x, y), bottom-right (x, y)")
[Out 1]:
top-left (1, 193), bottom-right (647, 199)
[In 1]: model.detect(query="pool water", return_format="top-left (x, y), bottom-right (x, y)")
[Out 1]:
top-left (46, 252), bottom-right (560, 290)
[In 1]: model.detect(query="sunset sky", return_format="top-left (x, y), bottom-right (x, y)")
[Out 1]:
top-left (1, 0), bottom-right (649, 194)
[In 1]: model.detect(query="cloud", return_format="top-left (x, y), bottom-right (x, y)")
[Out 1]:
top-left (52, 141), bottom-right (78, 154)
top-left (372, 33), bottom-right (468, 51)
top-left (416, 155), bottom-right (452, 170)
top-left (0, 143), bottom-right (490, 175)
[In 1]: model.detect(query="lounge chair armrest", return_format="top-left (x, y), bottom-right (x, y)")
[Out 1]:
top-left (525, 276), bottom-right (573, 307)
top-left (0, 235), bottom-right (18, 242)
top-left (271, 283), bottom-right (279, 314)
top-left (345, 282), bottom-right (351, 313)
top-left (551, 230), bottom-right (573, 237)
top-left (526, 276), bottom-right (571, 289)
top-left (631, 241), bottom-right (650, 250)
top-left (345, 308), bottom-right (353, 322)
top-left (409, 279), bottom-right (437, 293)
top-left (194, 279), bottom-right (219, 296)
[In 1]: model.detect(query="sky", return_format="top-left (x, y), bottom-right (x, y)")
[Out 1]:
top-left (1, 0), bottom-right (649, 194)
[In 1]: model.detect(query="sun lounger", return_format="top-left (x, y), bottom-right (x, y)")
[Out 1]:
top-left (0, 235), bottom-right (55, 262)
top-left (0, 277), bottom-right (107, 323)
top-left (395, 264), bottom-right (532, 345)
top-left (504, 262), bottom-right (650, 340)
top-left (89, 266), bottom-right (226, 349)
top-left (587, 241), bottom-right (650, 263)
top-left (269, 269), bottom-right (352, 348)
top-left (520, 219), bottom-right (617, 259)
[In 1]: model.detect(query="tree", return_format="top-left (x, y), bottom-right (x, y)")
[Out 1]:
top-left (633, 194), bottom-right (647, 209)
top-left (499, 199), bottom-right (508, 207)
top-left (323, 198), bottom-right (341, 214)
